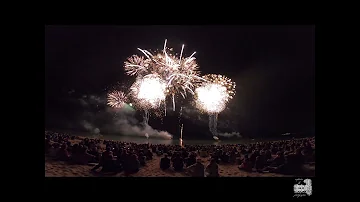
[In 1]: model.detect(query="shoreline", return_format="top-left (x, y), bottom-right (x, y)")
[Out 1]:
top-left (47, 130), bottom-right (305, 146)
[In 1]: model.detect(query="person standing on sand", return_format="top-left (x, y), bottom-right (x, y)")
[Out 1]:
top-left (205, 158), bottom-right (219, 177)
top-left (185, 159), bottom-right (205, 177)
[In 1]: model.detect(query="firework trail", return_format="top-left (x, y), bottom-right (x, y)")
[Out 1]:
top-left (209, 114), bottom-right (218, 137)
top-left (178, 106), bottom-right (184, 140)
top-left (194, 74), bottom-right (236, 138)
top-left (179, 106), bottom-right (183, 123)
top-left (180, 123), bottom-right (184, 147)
top-left (124, 39), bottom-right (204, 113)
top-left (107, 90), bottom-right (127, 108)
top-left (143, 110), bottom-right (150, 126)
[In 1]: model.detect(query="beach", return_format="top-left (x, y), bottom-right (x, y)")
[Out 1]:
top-left (45, 155), bottom-right (292, 177)
top-left (45, 136), bottom-right (315, 177)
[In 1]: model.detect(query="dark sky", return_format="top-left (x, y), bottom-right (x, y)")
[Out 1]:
top-left (45, 25), bottom-right (315, 137)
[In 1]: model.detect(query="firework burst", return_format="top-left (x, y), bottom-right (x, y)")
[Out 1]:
top-left (107, 90), bottom-right (127, 108)
top-left (130, 74), bottom-right (166, 110)
top-left (195, 83), bottom-right (229, 114)
top-left (194, 74), bottom-right (236, 138)
top-left (194, 74), bottom-right (236, 114)
top-left (124, 55), bottom-right (152, 76)
top-left (202, 74), bottom-right (236, 100)
top-left (124, 39), bottom-right (204, 111)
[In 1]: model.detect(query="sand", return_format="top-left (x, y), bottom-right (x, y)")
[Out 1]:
top-left (45, 154), bottom-right (303, 177)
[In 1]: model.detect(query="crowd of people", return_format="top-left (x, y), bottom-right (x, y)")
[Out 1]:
top-left (45, 130), bottom-right (315, 177)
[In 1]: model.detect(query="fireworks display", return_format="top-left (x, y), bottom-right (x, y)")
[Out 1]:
top-left (195, 74), bottom-right (236, 114)
top-left (130, 75), bottom-right (166, 110)
top-left (124, 55), bottom-right (151, 76)
top-left (106, 40), bottom-right (237, 140)
top-left (107, 90), bottom-right (127, 108)
top-left (124, 39), bottom-right (204, 111)
top-left (195, 84), bottom-right (228, 114)
top-left (194, 74), bottom-right (236, 138)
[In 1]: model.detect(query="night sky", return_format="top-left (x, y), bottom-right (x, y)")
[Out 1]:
top-left (45, 25), bottom-right (315, 138)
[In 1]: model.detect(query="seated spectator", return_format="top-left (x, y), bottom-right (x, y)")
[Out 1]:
top-left (113, 145), bottom-right (119, 156)
top-left (57, 144), bottom-right (70, 161)
top-left (271, 147), bottom-right (278, 154)
top-left (186, 153), bottom-right (196, 167)
top-left (254, 156), bottom-right (265, 171)
top-left (72, 146), bottom-right (97, 165)
top-left (139, 152), bottom-right (146, 166)
top-left (238, 158), bottom-right (252, 172)
top-left (182, 150), bottom-right (189, 159)
top-left (206, 158), bottom-right (219, 177)
top-left (249, 151), bottom-right (258, 164)
top-left (172, 154), bottom-right (184, 172)
top-left (88, 147), bottom-right (100, 159)
top-left (240, 148), bottom-right (247, 155)
top-left (124, 153), bottom-right (140, 174)
top-left (242, 154), bottom-right (249, 161)
top-left (156, 150), bottom-right (163, 156)
top-left (276, 149), bottom-right (304, 174)
top-left (229, 151), bottom-right (237, 164)
top-left (220, 152), bottom-right (230, 164)
top-left (66, 141), bottom-right (72, 148)
top-left (45, 139), bottom-right (51, 153)
top-left (91, 147), bottom-right (115, 172)
top-left (235, 157), bottom-right (243, 165)
top-left (265, 150), bottom-right (272, 161)
top-left (146, 149), bottom-right (153, 160)
top-left (160, 154), bottom-right (171, 170)
top-left (268, 151), bottom-right (285, 167)
top-left (199, 149), bottom-right (208, 158)
top-left (171, 152), bottom-right (177, 163)
top-left (48, 143), bottom-right (60, 159)
top-left (70, 145), bottom-right (81, 164)
top-left (163, 147), bottom-right (169, 154)
top-left (185, 159), bottom-right (205, 177)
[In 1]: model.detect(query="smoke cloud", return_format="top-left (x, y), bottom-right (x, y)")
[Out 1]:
top-left (82, 120), bottom-right (101, 135)
top-left (79, 95), bottom-right (173, 140)
top-left (106, 105), bottom-right (173, 139)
